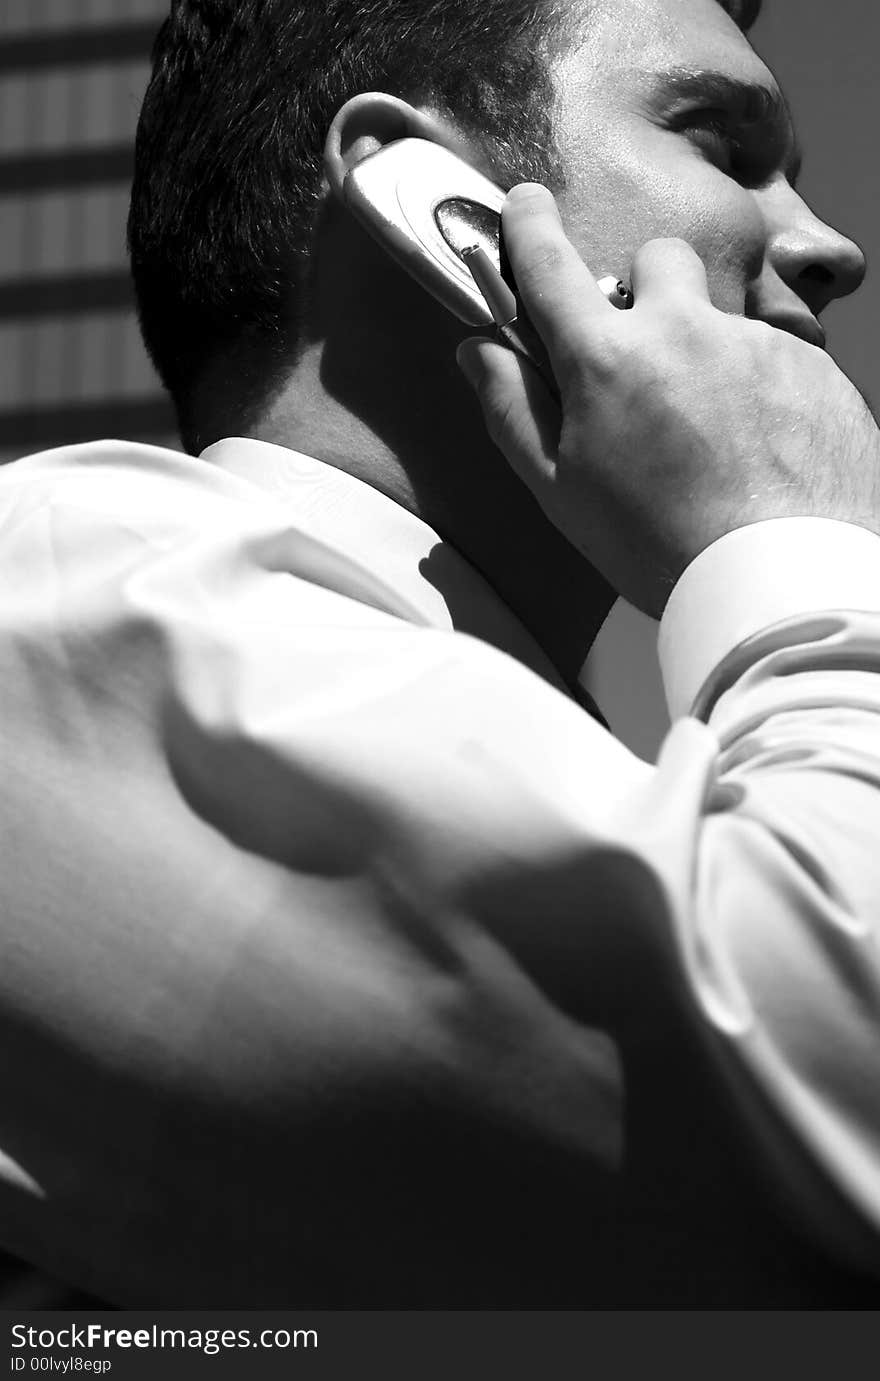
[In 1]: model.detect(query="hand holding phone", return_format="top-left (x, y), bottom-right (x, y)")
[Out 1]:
top-left (458, 185), bottom-right (880, 619)
top-left (341, 137), bottom-right (632, 392)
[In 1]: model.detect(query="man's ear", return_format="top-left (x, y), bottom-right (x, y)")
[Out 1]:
top-left (323, 93), bottom-right (475, 201)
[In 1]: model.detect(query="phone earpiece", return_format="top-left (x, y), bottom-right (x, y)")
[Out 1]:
top-left (434, 198), bottom-right (501, 262)
top-left (342, 138), bottom-right (506, 326)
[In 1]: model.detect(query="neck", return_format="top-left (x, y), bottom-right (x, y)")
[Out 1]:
top-left (202, 223), bottom-right (616, 687)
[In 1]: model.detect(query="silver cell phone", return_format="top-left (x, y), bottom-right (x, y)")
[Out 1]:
top-left (342, 138), bottom-right (508, 327)
top-left (341, 137), bottom-right (633, 328)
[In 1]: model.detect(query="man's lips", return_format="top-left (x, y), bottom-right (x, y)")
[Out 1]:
top-left (763, 312), bottom-right (827, 350)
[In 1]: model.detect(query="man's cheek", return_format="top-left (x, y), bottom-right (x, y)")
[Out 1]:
top-left (647, 174), bottom-right (766, 312)
top-left (557, 145), bottom-right (764, 311)
top-left (694, 204), bottom-right (766, 313)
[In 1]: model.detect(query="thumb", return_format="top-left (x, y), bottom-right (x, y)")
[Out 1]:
top-left (456, 337), bottom-right (560, 495)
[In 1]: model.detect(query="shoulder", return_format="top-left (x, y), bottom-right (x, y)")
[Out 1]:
top-left (0, 438), bottom-right (307, 635)
top-left (0, 439), bottom-right (270, 529)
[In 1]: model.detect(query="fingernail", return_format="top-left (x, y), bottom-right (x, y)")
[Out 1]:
top-left (456, 343), bottom-right (486, 389)
top-left (506, 182), bottom-right (551, 204)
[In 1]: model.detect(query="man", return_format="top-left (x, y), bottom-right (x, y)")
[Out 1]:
top-left (0, 0), bottom-right (878, 1305)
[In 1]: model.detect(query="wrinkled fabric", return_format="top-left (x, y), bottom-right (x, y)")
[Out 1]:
top-left (0, 438), bottom-right (878, 1305)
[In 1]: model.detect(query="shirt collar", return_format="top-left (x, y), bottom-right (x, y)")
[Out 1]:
top-left (200, 437), bottom-right (569, 692)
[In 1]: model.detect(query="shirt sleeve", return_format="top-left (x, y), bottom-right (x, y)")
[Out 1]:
top-left (653, 518), bottom-right (880, 1272)
top-left (1, 451), bottom-right (879, 1303)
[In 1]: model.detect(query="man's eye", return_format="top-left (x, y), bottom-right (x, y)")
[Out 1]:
top-left (685, 115), bottom-right (744, 175)
top-left (683, 111), bottom-right (784, 188)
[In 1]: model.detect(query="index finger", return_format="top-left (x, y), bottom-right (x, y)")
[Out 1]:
top-left (502, 184), bottom-right (612, 375)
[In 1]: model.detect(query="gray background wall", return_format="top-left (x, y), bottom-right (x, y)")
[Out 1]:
top-left (585, 0), bottom-right (880, 759)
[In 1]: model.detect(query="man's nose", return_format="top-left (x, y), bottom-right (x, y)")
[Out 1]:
top-left (766, 189), bottom-right (867, 315)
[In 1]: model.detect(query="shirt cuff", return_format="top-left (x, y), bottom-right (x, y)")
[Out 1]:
top-left (658, 518), bottom-right (880, 720)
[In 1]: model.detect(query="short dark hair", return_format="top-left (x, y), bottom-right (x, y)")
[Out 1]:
top-left (128, 0), bottom-right (762, 447)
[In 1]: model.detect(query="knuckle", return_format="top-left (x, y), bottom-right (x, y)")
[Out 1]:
top-left (553, 322), bottom-right (620, 399)
top-left (663, 298), bottom-right (707, 342)
top-left (516, 237), bottom-right (568, 288)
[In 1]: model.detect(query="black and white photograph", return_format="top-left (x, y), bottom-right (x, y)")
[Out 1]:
top-left (0, 0), bottom-right (878, 1364)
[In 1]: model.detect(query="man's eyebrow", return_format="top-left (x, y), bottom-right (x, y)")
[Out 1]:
top-left (649, 67), bottom-right (804, 185)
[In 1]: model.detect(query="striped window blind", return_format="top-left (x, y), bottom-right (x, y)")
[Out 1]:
top-left (1, 0), bottom-right (169, 38)
top-left (0, 0), bottom-right (178, 459)
top-left (0, 61), bottom-right (151, 155)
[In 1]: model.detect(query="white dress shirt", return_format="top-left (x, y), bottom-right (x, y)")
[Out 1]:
top-left (0, 435), bottom-right (879, 1305)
